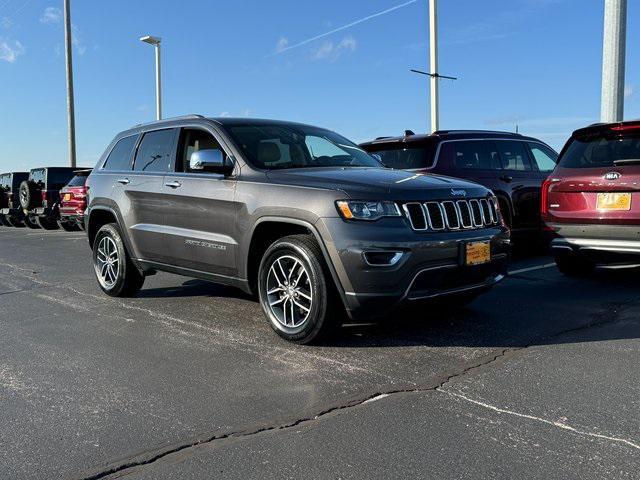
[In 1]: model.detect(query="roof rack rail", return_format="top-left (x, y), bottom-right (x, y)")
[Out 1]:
top-left (375, 136), bottom-right (393, 140)
top-left (432, 129), bottom-right (521, 136)
top-left (134, 114), bottom-right (205, 128)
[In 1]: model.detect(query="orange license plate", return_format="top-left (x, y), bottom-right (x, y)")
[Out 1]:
top-left (597, 192), bottom-right (631, 211)
top-left (466, 241), bottom-right (491, 266)
top-left (63, 193), bottom-right (71, 201)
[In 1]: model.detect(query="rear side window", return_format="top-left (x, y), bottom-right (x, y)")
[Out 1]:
top-left (370, 147), bottom-right (432, 170)
top-left (559, 134), bottom-right (640, 168)
top-left (0, 174), bottom-right (9, 189)
top-left (496, 141), bottom-right (532, 171)
top-left (47, 169), bottom-right (76, 188)
top-left (66, 175), bottom-right (88, 187)
top-left (528, 143), bottom-right (558, 172)
top-left (134, 129), bottom-right (177, 173)
top-left (451, 141), bottom-right (499, 170)
top-left (104, 135), bottom-right (137, 171)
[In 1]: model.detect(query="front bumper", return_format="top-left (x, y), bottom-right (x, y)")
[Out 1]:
top-left (547, 222), bottom-right (640, 266)
top-left (316, 217), bottom-right (511, 320)
top-left (0, 207), bottom-right (24, 219)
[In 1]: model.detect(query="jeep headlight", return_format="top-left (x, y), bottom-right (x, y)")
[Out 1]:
top-left (336, 200), bottom-right (401, 221)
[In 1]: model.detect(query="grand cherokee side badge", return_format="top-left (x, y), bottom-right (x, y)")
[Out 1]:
top-left (604, 172), bottom-right (621, 180)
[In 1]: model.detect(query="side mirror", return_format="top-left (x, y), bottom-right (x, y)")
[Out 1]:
top-left (189, 149), bottom-right (232, 174)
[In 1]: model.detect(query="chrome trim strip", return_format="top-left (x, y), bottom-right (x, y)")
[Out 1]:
top-left (456, 200), bottom-right (473, 229)
top-left (442, 201), bottom-right (461, 229)
top-left (362, 251), bottom-right (404, 267)
top-left (424, 201), bottom-right (446, 230)
top-left (402, 202), bottom-right (428, 231)
top-left (469, 199), bottom-right (484, 227)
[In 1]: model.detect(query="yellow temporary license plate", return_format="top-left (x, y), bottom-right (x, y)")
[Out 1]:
top-left (597, 192), bottom-right (631, 211)
top-left (466, 241), bottom-right (491, 266)
top-left (63, 193), bottom-right (71, 201)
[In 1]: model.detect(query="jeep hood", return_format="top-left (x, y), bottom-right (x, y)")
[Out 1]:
top-left (265, 167), bottom-right (490, 200)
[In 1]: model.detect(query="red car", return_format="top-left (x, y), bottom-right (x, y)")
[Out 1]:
top-left (542, 120), bottom-right (640, 275)
top-left (59, 169), bottom-right (91, 231)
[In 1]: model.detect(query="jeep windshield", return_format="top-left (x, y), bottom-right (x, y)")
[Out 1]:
top-left (224, 124), bottom-right (382, 170)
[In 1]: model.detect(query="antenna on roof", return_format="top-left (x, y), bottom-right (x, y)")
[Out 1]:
top-left (516, 124), bottom-right (519, 134)
top-left (404, 130), bottom-right (416, 137)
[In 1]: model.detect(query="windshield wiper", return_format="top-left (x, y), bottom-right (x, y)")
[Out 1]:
top-left (613, 158), bottom-right (640, 165)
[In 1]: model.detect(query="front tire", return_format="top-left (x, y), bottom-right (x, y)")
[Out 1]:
top-left (37, 216), bottom-right (59, 230)
top-left (555, 255), bottom-right (595, 277)
top-left (93, 223), bottom-right (145, 297)
top-left (23, 216), bottom-right (40, 229)
top-left (258, 234), bottom-right (342, 344)
top-left (58, 219), bottom-right (80, 231)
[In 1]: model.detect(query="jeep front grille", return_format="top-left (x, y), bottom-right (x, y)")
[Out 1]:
top-left (403, 198), bottom-right (499, 232)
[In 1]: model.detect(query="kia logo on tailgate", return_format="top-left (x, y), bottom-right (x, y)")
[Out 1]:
top-left (604, 172), bottom-right (621, 180)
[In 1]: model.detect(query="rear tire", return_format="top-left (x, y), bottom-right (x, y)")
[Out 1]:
top-left (37, 216), bottom-right (59, 230)
top-left (555, 255), bottom-right (595, 277)
top-left (258, 234), bottom-right (343, 344)
top-left (93, 223), bottom-right (145, 297)
top-left (23, 216), bottom-right (40, 229)
top-left (6, 216), bottom-right (24, 228)
top-left (0, 215), bottom-right (10, 227)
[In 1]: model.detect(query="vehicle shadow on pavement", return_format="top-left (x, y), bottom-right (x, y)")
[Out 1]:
top-left (325, 268), bottom-right (640, 349)
top-left (137, 279), bottom-right (254, 301)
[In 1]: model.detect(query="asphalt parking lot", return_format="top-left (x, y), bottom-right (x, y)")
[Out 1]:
top-left (1, 227), bottom-right (639, 479)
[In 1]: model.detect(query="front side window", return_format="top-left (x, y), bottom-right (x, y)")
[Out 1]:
top-left (528, 143), bottom-right (558, 172)
top-left (134, 129), bottom-right (176, 173)
top-left (177, 129), bottom-right (227, 173)
top-left (66, 174), bottom-right (88, 187)
top-left (103, 135), bottom-right (138, 171)
top-left (451, 141), bottom-right (500, 170)
top-left (224, 124), bottom-right (381, 170)
top-left (30, 169), bottom-right (45, 185)
top-left (496, 141), bottom-right (532, 171)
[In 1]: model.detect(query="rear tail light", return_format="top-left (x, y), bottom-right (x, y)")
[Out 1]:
top-left (541, 178), bottom-right (560, 217)
top-left (611, 124), bottom-right (640, 132)
top-left (41, 190), bottom-right (48, 207)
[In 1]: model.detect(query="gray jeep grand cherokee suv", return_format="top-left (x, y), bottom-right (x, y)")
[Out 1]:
top-left (86, 115), bottom-right (510, 343)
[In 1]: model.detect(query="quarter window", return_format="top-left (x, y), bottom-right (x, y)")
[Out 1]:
top-left (134, 129), bottom-right (177, 173)
top-left (103, 135), bottom-right (138, 171)
top-left (528, 143), bottom-right (558, 172)
top-left (496, 141), bottom-right (532, 171)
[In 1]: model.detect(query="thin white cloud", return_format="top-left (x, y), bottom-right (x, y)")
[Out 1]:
top-left (40, 6), bottom-right (62, 24)
top-left (625, 85), bottom-right (634, 99)
top-left (272, 0), bottom-right (417, 55)
top-left (274, 37), bottom-right (288, 53)
top-left (312, 35), bottom-right (357, 62)
top-left (0, 39), bottom-right (25, 63)
top-left (71, 25), bottom-right (86, 55)
top-left (219, 111), bottom-right (230, 118)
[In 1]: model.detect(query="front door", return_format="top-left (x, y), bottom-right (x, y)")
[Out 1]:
top-left (160, 127), bottom-right (239, 278)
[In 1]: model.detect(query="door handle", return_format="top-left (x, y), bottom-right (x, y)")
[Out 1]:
top-left (500, 175), bottom-right (513, 183)
top-left (116, 178), bottom-right (130, 185)
top-left (165, 181), bottom-right (182, 189)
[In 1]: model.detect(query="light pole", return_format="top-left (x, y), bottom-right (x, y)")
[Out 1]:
top-left (428, 0), bottom-right (438, 132)
top-left (601, 0), bottom-right (627, 123)
top-left (140, 35), bottom-right (162, 120)
top-left (63, 0), bottom-right (76, 167)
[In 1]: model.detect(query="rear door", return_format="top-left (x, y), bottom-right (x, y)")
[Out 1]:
top-left (124, 128), bottom-right (178, 263)
top-left (160, 126), bottom-right (239, 277)
top-left (494, 140), bottom-right (541, 230)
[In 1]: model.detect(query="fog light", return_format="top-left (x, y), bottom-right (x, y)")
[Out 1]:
top-left (363, 251), bottom-right (403, 266)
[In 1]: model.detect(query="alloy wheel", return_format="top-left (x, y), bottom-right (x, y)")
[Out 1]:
top-left (96, 236), bottom-right (120, 289)
top-left (266, 255), bottom-right (313, 329)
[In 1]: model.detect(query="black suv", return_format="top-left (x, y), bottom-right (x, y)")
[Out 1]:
top-left (19, 167), bottom-right (82, 230)
top-left (360, 131), bottom-right (558, 238)
top-left (0, 171), bottom-right (29, 227)
top-left (86, 115), bottom-right (511, 343)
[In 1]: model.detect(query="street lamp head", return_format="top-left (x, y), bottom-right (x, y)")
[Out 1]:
top-left (140, 35), bottom-right (161, 45)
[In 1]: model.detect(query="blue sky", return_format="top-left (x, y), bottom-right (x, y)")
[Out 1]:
top-left (0, 0), bottom-right (638, 171)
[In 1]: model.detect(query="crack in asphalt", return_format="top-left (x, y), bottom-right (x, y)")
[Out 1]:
top-left (75, 297), bottom-right (639, 480)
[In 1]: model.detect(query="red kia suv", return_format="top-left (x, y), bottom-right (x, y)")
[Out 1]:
top-left (59, 169), bottom-right (91, 231)
top-left (542, 120), bottom-right (640, 275)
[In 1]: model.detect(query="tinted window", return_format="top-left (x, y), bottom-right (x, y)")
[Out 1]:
top-left (48, 169), bottom-right (76, 187)
top-left (66, 174), bottom-right (88, 187)
top-left (559, 133), bottom-right (640, 169)
top-left (367, 147), bottom-right (432, 170)
top-left (225, 124), bottom-right (380, 170)
top-left (177, 129), bottom-right (227, 173)
top-left (0, 174), bottom-right (9, 189)
top-left (528, 143), bottom-right (557, 172)
top-left (496, 141), bottom-right (532, 171)
top-left (30, 169), bottom-right (45, 185)
top-left (104, 135), bottom-right (137, 171)
top-left (134, 129), bottom-right (176, 173)
top-left (451, 141), bottom-right (500, 170)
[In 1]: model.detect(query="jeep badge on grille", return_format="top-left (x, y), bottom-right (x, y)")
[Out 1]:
top-left (450, 189), bottom-right (467, 197)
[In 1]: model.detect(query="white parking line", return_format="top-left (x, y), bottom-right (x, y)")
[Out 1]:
top-left (508, 263), bottom-right (556, 275)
